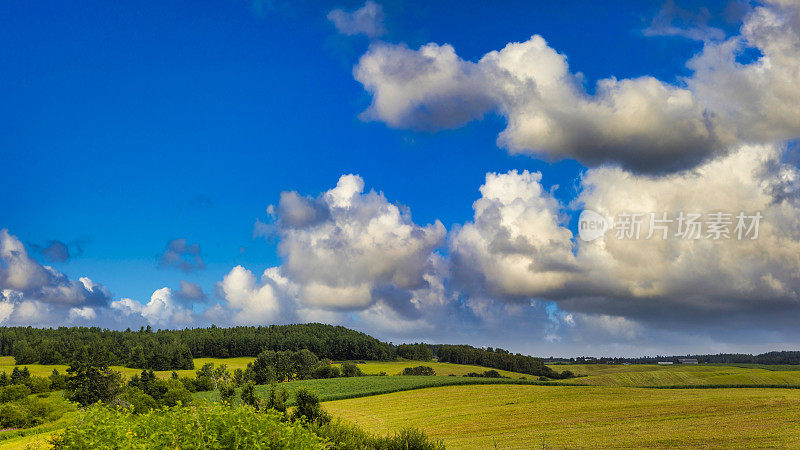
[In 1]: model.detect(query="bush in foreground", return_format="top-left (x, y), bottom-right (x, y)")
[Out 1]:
top-left (51, 403), bottom-right (324, 449)
top-left (311, 419), bottom-right (445, 450)
top-left (0, 393), bottom-right (75, 429)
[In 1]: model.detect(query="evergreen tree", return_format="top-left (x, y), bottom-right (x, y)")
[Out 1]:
top-left (65, 346), bottom-right (122, 406)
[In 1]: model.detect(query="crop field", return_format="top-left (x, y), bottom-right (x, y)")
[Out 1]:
top-left (324, 384), bottom-right (800, 448)
top-left (547, 363), bottom-right (800, 386)
top-left (194, 375), bottom-right (550, 404)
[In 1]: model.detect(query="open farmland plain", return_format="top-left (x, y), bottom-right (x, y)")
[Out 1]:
top-left (548, 363), bottom-right (800, 386)
top-left (324, 384), bottom-right (800, 448)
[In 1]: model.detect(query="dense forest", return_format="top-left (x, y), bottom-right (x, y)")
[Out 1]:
top-left (0, 323), bottom-right (394, 370)
top-left (432, 344), bottom-right (571, 379)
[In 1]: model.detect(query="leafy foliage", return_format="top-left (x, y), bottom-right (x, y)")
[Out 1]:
top-left (50, 403), bottom-right (325, 449)
top-left (291, 388), bottom-right (330, 425)
top-left (0, 392), bottom-right (75, 429)
top-left (310, 420), bottom-right (445, 450)
top-left (402, 366), bottom-right (436, 376)
top-left (340, 362), bottom-right (363, 377)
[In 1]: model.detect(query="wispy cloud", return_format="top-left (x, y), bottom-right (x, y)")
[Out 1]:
top-left (328, 1), bottom-right (386, 38)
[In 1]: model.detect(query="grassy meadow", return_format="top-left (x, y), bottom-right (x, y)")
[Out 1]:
top-left (548, 363), bottom-right (800, 386)
top-left (325, 384), bottom-right (800, 448)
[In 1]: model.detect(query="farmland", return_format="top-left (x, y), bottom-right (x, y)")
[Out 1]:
top-left (0, 357), bottom-right (532, 381)
top-left (194, 375), bottom-right (553, 404)
top-left (324, 384), bottom-right (800, 448)
top-left (547, 363), bottom-right (800, 386)
top-left (6, 356), bottom-right (800, 448)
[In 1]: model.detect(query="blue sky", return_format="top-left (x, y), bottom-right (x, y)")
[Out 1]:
top-left (3, 0), bottom-right (800, 356)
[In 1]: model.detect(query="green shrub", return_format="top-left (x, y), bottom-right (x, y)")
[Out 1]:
top-left (241, 381), bottom-right (258, 409)
top-left (0, 402), bottom-right (30, 428)
top-left (401, 366), bottom-right (436, 376)
top-left (0, 394), bottom-right (75, 429)
top-left (50, 369), bottom-right (67, 390)
top-left (309, 419), bottom-right (376, 449)
top-left (291, 388), bottom-right (330, 425)
top-left (0, 384), bottom-right (31, 402)
top-left (382, 427), bottom-right (445, 450)
top-left (267, 383), bottom-right (289, 413)
top-left (341, 362), bottom-right (363, 378)
top-left (178, 376), bottom-right (197, 393)
top-left (312, 364), bottom-right (340, 379)
top-left (219, 382), bottom-right (237, 404)
top-left (111, 386), bottom-right (158, 414)
top-left (51, 403), bottom-right (325, 449)
top-left (160, 380), bottom-right (192, 407)
top-left (25, 376), bottom-right (52, 394)
top-left (310, 420), bottom-right (445, 450)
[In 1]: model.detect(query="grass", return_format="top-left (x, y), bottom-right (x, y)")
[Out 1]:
top-left (194, 376), bottom-right (561, 404)
top-left (548, 363), bottom-right (800, 386)
top-left (4, 355), bottom-right (800, 387)
top-left (0, 392), bottom-right (77, 450)
top-left (0, 357), bottom-right (532, 382)
top-left (324, 384), bottom-right (800, 448)
top-left (0, 356), bottom-right (147, 380)
top-left (0, 356), bottom-right (258, 381)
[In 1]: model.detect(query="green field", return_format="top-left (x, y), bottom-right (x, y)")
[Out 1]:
top-left (194, 375), bottom-right (551, 404)
top-left (325, 384), bottom-right (800, 448)
top-left (0, 356), bottom-right (256, 381)
top-left (5, 355), bottom-right (800, 387)
top-left (548, 363), bottom-right (800, 386)
top-left (6, 358), bottom-right (800, 449)
top-left (344, 361), bottom-right (530, 378)
top-left (0, 392), bottom-right (77, 450)
top-left (0, 356), bottom-right (150, 380)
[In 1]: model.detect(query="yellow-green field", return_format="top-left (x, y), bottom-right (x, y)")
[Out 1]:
top-left (5, 355), bottom-right (800, 387)
top-left (325, 384), bottom-right (800, 448)
top-left (548, 363), bottom-right (800, 386)
top-left (348, 361), bottom-right (530, 378)
top-left (0, 357), bottom-right (529, 381)
top-left (0, 356), bottom-right (257, 381)
top-left (0, 356), bottom-right (144, 380)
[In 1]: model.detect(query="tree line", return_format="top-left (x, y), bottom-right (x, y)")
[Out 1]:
top-left (433, 344), bottom-right (573, 379)
top-left (0, 323), bottom-right (393, 370)
top-left (561, 351), bottom-right (800, 365)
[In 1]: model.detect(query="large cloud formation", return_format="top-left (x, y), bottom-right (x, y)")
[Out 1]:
top-left (452, 144), bottom-right (800, 331)
top-left (217, 175), bottom-right (448, 334)
top-left (274, 174), bottom-right (445, 312)
top-left (0, 229), bottom-right (111, 325)
top-left (354, 1), bottom-right (799, 174)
